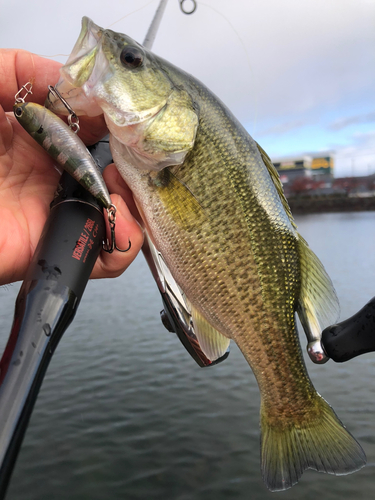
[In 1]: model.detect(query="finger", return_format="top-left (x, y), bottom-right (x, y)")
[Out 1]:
top-left (0, 50), bottom-right (61, 110)
top-left (90, 194), bottom-right (144, 279)
top-left (0, 49), bottom-right (108, 145)
top-left (103, 163), bottom-right (143, 224)
top-left (0, 104), bottom-right (13, 156)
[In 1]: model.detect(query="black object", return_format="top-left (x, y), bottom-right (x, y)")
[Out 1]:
top-left (322, 296), bottom-right (375, 362)
top-left (0, 140), bottom-right (112, 499)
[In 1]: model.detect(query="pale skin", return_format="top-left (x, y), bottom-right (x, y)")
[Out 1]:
top-left (0, 49), bottom-right (144, 286)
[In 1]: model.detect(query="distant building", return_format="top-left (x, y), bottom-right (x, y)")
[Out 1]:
top-left (272, 152), bottom-right (334, 184)
top-left (333, 174), bottom-right (375, 197)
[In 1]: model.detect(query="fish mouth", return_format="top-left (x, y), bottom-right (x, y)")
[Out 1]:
top-left (46, 17), bottom-right (168, 127)
top-left (46, 17), bottom-right (107, 118)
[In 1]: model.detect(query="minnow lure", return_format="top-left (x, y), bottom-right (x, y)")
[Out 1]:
top-left (14, 96), bottom-right (112, 209)
top-left (13, 83), bottom-right (129, 253)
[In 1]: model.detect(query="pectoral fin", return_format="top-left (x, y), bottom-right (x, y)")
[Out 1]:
top-left (156, 168), bottom-right (205, 230)
top-left (187, 301), bottom-right (230, 361)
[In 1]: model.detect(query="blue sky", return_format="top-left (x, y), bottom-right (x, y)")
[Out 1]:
top-left (1, 0), bottom-right (374, 178)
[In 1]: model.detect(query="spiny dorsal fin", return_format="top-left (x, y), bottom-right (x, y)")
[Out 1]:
top-left (256, 142), bottom-right (339, 338)
top-left (256, 142), bottom-right (297, 230)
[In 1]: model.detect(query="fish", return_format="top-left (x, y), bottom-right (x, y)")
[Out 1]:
top-left (46, 17), bottom-right (366, 491)
top-left (14, 101), bottom-right (112, 208)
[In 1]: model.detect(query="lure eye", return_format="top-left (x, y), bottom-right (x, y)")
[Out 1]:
top-left (120, 46), bottom-right (143, 69)
top-left (14, 106), bottom-right (23, 117)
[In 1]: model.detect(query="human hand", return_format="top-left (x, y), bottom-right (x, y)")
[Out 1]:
top-left (0, 49), bottom-right (143, 286)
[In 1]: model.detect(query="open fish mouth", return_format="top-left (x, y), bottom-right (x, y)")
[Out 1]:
top-left (46, 17), bottom-right (169, 126)
top-left (46, 17), bottom-right (105, 118)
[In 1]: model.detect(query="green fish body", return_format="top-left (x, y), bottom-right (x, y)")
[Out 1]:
top-left (47, 18), bottom-right (366, 490)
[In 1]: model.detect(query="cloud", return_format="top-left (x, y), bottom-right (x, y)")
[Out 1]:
top-left (352, 129), bottom-right (375, 146)
top-left (330, 130), bottom-right (375, 156)
top-left (331, 130), bottom-right (375, 176)
top-left (257, 120), bottom-right (306, 137)
top-left (328, 112), bottom-right (375, 131)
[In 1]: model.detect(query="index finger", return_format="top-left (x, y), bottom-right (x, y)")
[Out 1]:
top-left (0, 49), bottom-right (61, 111)
top-left (0, 49), bottom-right (108, 145)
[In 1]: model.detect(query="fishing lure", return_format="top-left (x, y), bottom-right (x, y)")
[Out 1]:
top-left (13, 82), bottom-right (129, 253)
top-left (14, 85), bottom-right (112, 209)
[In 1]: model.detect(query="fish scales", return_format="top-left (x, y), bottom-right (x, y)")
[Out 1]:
top-left (144, 71), bottom-right (309, 411)
top-left (46, 17), bottom-right (366, 491)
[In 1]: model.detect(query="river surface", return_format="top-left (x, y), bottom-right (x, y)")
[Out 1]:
top-left (0, 211), bottom-right (374, 500)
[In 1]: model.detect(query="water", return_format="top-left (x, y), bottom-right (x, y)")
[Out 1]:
top-left (0, 212), bottom-right (374, 500)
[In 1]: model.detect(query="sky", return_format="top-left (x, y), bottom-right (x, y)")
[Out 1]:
top-left (1, 0), bottom-right (374, 177)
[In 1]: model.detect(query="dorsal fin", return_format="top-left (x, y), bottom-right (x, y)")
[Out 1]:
top-left (256, 142), bottom-right (297, 230)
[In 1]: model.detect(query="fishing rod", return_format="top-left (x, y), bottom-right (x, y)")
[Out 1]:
top-left (143, 0), bottom-right (196, 49)
top-left (0, 139), bottom-right (113, 500)
top-left (321, 297), bottom-right (375, 362)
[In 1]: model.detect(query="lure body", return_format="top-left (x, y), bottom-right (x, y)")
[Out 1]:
top-left (14, 101), bottom-right (111, 209)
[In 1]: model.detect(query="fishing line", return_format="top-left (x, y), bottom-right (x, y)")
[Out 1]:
top-left (36, 0), bottom-right (157, 59)
top-left (37, 53), bottom-right (69, 59)
top-left (21, 53), bottom-right (36, 94)
top-left (106, 0), bottom-right (157, 29)
top-left (199, 1), bottom-right (259, 135)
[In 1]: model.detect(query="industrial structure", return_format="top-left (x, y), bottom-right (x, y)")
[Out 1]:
top-left (271, 151), bottom-right (375, 207)
top-left (272, 152), bottom-right (334, 185)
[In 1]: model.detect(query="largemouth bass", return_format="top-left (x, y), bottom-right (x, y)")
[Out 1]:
top-left (47, 17), bottom-right (366, 490)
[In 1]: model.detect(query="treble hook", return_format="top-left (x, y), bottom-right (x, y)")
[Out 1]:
top-left (102, 204), bottom-right (132, 254)
top-left (180, 0), bottom-right (197, 15)
top-left (47, 85), bottom-right (80, 133)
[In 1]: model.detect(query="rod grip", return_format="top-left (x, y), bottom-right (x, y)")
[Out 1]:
top-left (322, 297), bottom-right (375, 362)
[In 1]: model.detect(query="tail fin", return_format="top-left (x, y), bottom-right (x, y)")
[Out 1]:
top-left (260, 395), bottom-right (366, 491)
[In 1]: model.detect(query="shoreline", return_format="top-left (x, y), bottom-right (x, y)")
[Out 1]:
top-left (287, 196), bottom-right (375, 214)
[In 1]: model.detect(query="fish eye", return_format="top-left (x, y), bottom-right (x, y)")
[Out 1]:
top-left (120, 46), bottom-right (143, 69)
